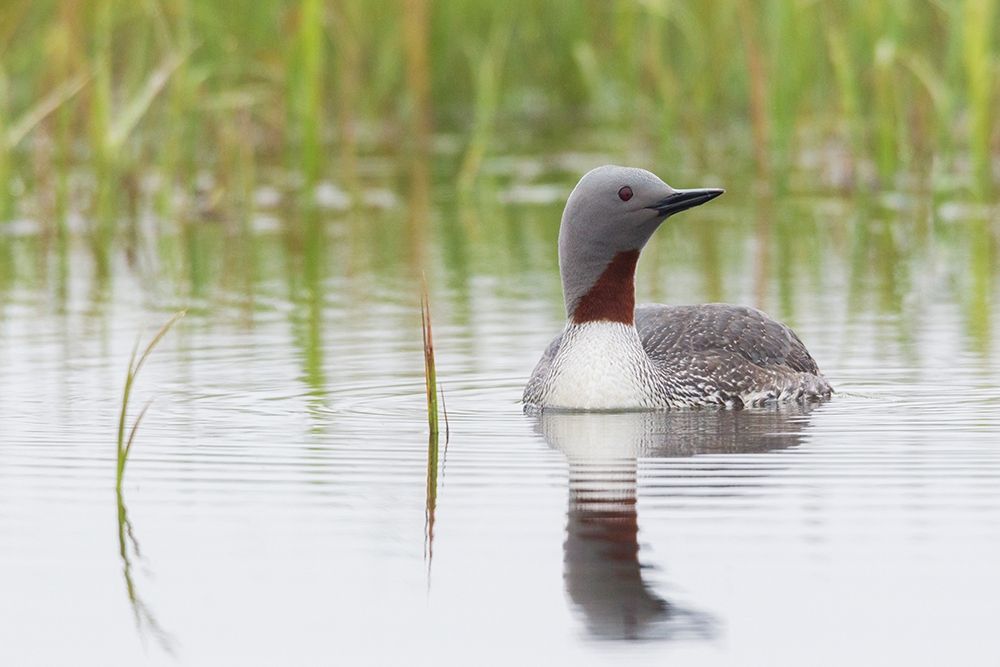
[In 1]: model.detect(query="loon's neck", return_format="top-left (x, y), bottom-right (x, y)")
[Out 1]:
top-left (544, 248), bottom-right (662, 410)
top-left (566, 250), bottom-right (639, 325)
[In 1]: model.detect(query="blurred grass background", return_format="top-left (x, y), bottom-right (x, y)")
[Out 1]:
top-left (0, 0), bottom-right (997, 287)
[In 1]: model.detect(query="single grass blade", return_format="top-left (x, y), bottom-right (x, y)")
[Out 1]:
top-left (420, 278), bottom-right (438, 436)
top-left (131, 311), bottom-right (186, 382)
top-left (439, 384), bottom-right (449, 445)
top-left (116, 335), bottom-right (143, 483)
top-left (420, 277), bottom-right (442, 576)
top-left (5, 70), bottom-right (90, 149)
top-left (116, 311), bottom-right (185, 492)
top-left (123, 398), bottom-right (154, 470)
top-left (107, 50), bottom-right (188, 151)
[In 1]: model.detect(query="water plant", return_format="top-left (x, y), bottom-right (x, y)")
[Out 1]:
top-left (113, 310), bottom-right (184, 654)
top-left (961, 0), bottom-right (998, 193)
top-left (0, 0), bottom-right (996, 292)
top-left (421, 279), bottom-right (450, 570)
top-left (288, 0), bottom-right (326, 189)
top-left (115, 310), bottom-right (185, 494)
top-left (420, 279), bottom-right (439, 437)
top-left (421, 279), bottom-right (438, 566)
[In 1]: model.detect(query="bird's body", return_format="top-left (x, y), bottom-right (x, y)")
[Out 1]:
top-left (524, 303), bottom-right (831, 410)
top-left (523, 165), bottom-right (832, 411)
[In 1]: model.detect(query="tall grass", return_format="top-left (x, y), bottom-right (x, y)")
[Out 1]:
top-left (421, 279), bottom-right (440, 566)
top-left (288, 0), bottom-right (326, 189)
top-left (116, 311), bottom-right (185, 494)
top-left (113, 310), bottom-right (183, 654)
top-left (0, 0), bottom-right (996, 247)
top-left (962, 0), bottom-right (998, 192)
top-left (420, 279), bottom-right (439, 436)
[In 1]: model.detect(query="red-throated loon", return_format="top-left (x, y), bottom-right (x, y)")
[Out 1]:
top-left (523, 165), bottom-right (832, 411)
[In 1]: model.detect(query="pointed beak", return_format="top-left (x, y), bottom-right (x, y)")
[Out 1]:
top-left (647, 188), bottom-right (724, 217)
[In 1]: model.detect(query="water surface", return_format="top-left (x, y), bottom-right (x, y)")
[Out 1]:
top-left (2, 165), bottom-right (999, 665)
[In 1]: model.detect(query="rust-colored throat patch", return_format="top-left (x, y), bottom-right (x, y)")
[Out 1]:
top-left (571, 250), bottom-right (639, 325)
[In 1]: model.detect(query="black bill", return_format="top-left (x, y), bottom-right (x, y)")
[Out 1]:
top-left (647, 188), bottom-right (725, 216)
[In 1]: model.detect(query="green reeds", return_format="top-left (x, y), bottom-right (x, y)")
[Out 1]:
top-left (961, 0), bottom-right (998, 193)
top-left (115, 311), bottom-right (185, 494)
top-left (0, 67), bottom-right (9, 224)
top-left (1, 67), bottom-right (88, 230)
top-left (113, 310), bottom-right (183, 653)
top-left (420, 279), bottom-right (443, 568)
top-left (288, 0), bottom-right (325, 188)
top-left (420, 280), bottom-right (439, 436)
top-left (456, 23), bottom-right (510, 195)
top-left (0, 0), bottom-right (997, 242)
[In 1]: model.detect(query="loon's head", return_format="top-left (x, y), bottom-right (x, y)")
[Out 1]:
top-left (558, 165), bottom-right (723, 323)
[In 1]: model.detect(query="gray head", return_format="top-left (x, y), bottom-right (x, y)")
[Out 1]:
top-left (558, 165), bottom-right (723, 322)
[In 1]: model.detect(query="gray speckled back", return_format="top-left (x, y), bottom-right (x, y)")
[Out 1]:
top-left (634, 303), bottom-right (821, 374)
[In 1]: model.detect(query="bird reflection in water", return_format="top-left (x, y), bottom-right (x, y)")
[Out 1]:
top-left (534, 405), bottom-right (816, 641)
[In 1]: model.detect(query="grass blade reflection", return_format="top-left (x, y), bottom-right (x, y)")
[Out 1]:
top-left (116, 487), bottom-right (176, 655)
top-left (114, 311), bottom-right (184, 654)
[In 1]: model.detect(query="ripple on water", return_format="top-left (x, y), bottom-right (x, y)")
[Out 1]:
top-left (4, 242), bottom-right (1000, 664)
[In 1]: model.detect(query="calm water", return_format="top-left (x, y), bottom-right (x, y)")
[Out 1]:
top-left (2, 161), bottom-right (1000, 665)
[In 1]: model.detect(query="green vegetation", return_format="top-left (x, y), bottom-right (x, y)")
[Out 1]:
top-left (420, 279), bottom-right (439, 436)
top-left (1, 1), bottom-right (997, 243)
top-left (421, 278), bottom-right (443, 567)
top-left (0, 2), bottom-right (996, 356)
top-left (116, 310), bottom-right (185, 494)
top-left (113, 310), bottom-right (183, 652)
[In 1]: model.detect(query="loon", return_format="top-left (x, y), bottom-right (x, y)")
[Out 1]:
top-left (523, 165), bottom-right (832, 411)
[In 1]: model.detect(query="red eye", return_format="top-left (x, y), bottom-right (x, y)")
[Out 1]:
top-left (618, 186), bottom-right (633, 201)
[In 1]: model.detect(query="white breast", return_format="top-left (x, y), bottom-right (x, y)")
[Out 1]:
top-left (540, 322), bottom-right (656, 410)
